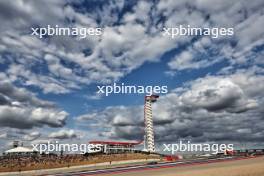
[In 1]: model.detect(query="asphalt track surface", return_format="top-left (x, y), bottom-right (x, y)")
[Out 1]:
top-left (49, 156), bottom-right (251, 176)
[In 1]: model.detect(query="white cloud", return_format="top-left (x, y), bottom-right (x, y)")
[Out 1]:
top-left (48, 129), bottom-right (77, 139)
top-left (1, 0), bottom-right (262, 95)
top-left (163, 0), bottom-right (264, 71)
top-left (181, 77), bottom-right (258, 113)
top-left (0, 105), bottom-right (67, 129)
top-left (0, 81), bottom-right (68, 129)
top-left (23, 131), bottom-right (40, 141)
top-left (0, 0), bottom-right (184, 94)
top-left (168, 37), bottom-right (223, 70)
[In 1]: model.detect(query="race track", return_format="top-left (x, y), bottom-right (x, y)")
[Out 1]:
top-left (50, 156), bottom-right (264, 176)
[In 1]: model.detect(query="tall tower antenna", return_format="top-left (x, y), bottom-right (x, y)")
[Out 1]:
top-left (144, 95), bottom-right (159, 153)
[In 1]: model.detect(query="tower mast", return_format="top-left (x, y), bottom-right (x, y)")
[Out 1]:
top-left (144, 95), bottom-right (159, 152)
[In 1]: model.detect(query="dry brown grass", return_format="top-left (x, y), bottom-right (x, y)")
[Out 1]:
top-left (0, 153), bottom-right (160, 173)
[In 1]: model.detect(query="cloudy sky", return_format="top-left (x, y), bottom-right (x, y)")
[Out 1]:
top-left (0, 0), bottom-right (263, 152)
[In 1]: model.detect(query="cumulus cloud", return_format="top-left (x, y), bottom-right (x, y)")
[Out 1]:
top-left (0, 106), bottom-right (67, 129)
top-left (230, 71), bottom-right (264, 98)
top-left (181, 77), bottom-right (258, 113)
top-left (76, 106), bottom-right (144, 140)
top-left (0, 0), bottom-right (186, 93)
top-left (0, 81), bottom-right (68, 129)
top-left (23, 131), bottom-right (41, 141)
top-left (168, 37), bottom-right (223, 71)
top-left (165, 0), bottom-right (264, 71)
top-left (0, 81), bottom-right (54, 107)
top-left (0, 0), bottom-right (263, 94)
top-left (48, 129), bottom-right (77, 139)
